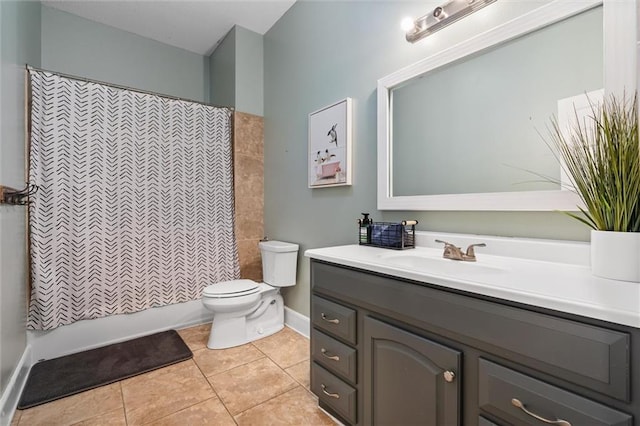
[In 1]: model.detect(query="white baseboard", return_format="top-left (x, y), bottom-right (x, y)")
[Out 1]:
top-left (26, 302), bottom-right (306, 362)
top-left (27, 300), bottom-right (213, 362)
top-left (284, 306), bottom-right (310, 338)
top-left (0, 346), bottom-right (31, 426)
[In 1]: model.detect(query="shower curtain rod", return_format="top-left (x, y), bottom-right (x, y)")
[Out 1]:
top-left (26, 65), bottom-right (235, 112)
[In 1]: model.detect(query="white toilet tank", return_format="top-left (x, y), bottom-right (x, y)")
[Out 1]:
top-left (259, 240), bottom-right (299, 287)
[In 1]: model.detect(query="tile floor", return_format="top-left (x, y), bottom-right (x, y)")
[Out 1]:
top-left (11, 325), bottom-right (335, 426)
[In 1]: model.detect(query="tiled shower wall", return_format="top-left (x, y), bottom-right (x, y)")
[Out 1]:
top-left (234, 112), bottom-right (264, 281)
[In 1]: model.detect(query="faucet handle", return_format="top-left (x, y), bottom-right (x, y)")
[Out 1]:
top-left (435, 239), bottom-right (456, 248)
top-left (435, 239), bottom-right (464, 260)
top-left (464, 243), bottom-right (486, 259)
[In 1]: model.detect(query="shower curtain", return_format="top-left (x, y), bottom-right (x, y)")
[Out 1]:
top-left (27, 70), bottom-right (240, 330)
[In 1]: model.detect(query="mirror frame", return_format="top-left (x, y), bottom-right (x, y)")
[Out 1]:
top-left (377, 0), bottom-right (636, 211)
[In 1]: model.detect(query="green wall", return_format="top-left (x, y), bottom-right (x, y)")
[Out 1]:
top-left (210, 25), bottom-right (264, 115)
top-left (0, 0), bottom-right (41, 394)
top-left (41, 6), bottom-right (208, 102)
top-left (210, 28), bottom-right (236, 107)
top-left (235, 26), bottom-right (263, 116)
top-left (264, 1), bottom-right (590, 316)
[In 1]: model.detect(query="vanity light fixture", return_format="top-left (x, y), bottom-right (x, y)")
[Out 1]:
top-left (405, 0), bottom-right (497, 43)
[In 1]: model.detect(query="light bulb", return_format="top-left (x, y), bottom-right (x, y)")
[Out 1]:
top-left (401, 17), bottom-right (415, 32)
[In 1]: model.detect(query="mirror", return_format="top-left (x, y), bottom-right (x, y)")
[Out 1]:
top-left (393, 7), bottom-right (602, 196)
top-left (377, 0), bottom-right (636, 211)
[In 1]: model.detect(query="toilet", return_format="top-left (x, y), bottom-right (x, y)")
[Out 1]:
top-left (202, 240), bottom-right (299, 349)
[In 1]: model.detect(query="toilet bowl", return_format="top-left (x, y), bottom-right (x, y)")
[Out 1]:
top-left (202, 240), bottom-right (299, 349)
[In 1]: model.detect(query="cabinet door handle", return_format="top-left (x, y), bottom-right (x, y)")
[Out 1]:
top-left (321, 313), bottom-right (340, 324)
top-left (511, 398), bottom-right (571, 426)
top-left (321, 348), bottom-right (340, 361)
top-left (321, 384), bottom-right (340, 399)
top-left (443, 370), bottom-right (456, 383)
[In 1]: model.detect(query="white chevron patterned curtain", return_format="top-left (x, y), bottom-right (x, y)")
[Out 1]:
top-left (28, 70), bottom-right (240, 330)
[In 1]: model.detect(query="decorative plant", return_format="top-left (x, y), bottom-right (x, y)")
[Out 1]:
top-left (547, 93), bottom-right (640, 232)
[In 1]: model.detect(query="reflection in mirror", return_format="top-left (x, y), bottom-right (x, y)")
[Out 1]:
top-left (391, 6), bottom-right (602, 197)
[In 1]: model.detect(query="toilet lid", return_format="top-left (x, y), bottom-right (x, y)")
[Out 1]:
top-left (203, 279), bottom-right (260, 298)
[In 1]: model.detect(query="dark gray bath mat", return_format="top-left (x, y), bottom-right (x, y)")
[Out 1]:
top-left (18, 329), bottom-right (192, 409)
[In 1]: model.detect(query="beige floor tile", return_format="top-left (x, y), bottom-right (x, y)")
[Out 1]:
top-left (149, 397), bottom-right (236, 426)
top-left (252, 327), bottom-right (310, 369)
top-left (10, 409), bottom-right (22, 426)
top-left (209, 357), bottom-right (297, 415)
top-left (235, 386), bottom-right (335, 425)
top-left (193, 343), bottom-right (264, 377)
top-left (285, 359), bottom-right (310, 389)
top-left (18, 383), bottom-right (123, 426)
top-left (121, 360), bottom-right (215, 425)
top-left (177, 323), bottom-right (211, 352)
top-left (71, 408), bottom-right (127, 426)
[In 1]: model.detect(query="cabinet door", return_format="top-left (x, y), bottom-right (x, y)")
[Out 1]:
top-left (364, 316), bottom-right (461, 426)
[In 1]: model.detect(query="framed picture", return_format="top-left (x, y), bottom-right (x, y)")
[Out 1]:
top-left (308, 98), bottom-right (352, 188)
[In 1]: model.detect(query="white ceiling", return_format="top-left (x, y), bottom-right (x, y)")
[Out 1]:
top-left (42, 0), bottom-right (297, 56)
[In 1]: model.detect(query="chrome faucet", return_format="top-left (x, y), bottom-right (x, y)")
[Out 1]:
top-left (435, 240), bottom-right (486, 262)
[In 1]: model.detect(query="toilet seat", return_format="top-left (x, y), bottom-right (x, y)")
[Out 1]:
top-left (203, 279), bottom-right (260, 299)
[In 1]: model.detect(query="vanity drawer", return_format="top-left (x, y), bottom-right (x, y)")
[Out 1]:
top-left (312, 362), bottom-right (357, 425)
top-left (312, 329), bottom-right (357, 383)
top-left (478, 359), bottom-right (632, 426)
top-left (312, 295), bottom-right (356, 344)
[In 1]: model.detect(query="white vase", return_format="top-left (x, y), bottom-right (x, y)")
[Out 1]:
top-left (590, 230), bottom-right (640, 282)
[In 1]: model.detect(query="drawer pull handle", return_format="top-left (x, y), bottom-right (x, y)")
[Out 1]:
top-left (321, 313), bottom-right (340, 324)
top-left (321, 348), bottom-right (340, 361)
top-left (321, 384), bottom-right (340, 399)
top-left (511, 398), bottom-right (571, 426)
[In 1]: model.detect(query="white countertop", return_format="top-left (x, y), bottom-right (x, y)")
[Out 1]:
top-left (305, 243), bottom-right (640, 329)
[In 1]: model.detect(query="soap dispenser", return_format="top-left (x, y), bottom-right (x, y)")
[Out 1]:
top-left (358, 213), bottom-right (372, 244)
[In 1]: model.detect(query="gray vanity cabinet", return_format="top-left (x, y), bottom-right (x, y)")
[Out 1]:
top-left (363, 316), bottom-right (460, 425)
top-left (309, 259), bottom-right (639, 426)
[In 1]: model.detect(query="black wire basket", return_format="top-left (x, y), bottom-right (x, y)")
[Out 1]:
top-left (358, 220), bottom-right (417, 250)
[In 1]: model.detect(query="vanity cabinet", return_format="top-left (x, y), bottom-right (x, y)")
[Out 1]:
top-left (309, 259), bottom-right (638, 426)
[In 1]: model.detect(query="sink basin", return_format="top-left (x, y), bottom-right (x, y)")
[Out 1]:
top-left (381, 253), bottom-right (504, 276)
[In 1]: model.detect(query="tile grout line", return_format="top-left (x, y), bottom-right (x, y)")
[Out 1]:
top-left (119, 382), bottom-right (129, 426)
top-left (202, 351), bottom-right (267, 380)
top-left (282, 359), bottom-right (311, 388)
top-left (209, 341), bottom-right (303, 420)
top-left (187, 356), bottom-right (222, 401)
top-left (167, 328), bottom-right (234, 421)
top-left (215, 389), bottom-right (240, 426)
top-left (139, 397), bottom-right (223, 426)
top-left (232, 384), bottom-right (304, 420)
top-left (203, 376), bottom-right (239, 426)
top-left (189, 345), bottom-right (251, 426)
top-left (242, 332), bottom-right (332, 423)
top-left (250, 341), bottom-right (303, 371)
top-left (132, 359), bottom-right (220, 426)
top-left (189, 348), bottom-right (239, 424)
top-left (248, 333), bottom-right (313, 397)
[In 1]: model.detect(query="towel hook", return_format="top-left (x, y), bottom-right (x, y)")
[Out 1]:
top-left (0, 183), bottom-right (38, 205)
